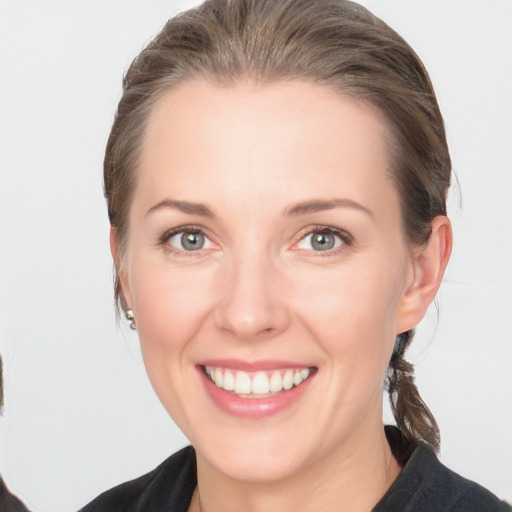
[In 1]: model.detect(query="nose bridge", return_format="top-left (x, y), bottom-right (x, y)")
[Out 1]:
top-left (214, 242), bottom-right (289, 340)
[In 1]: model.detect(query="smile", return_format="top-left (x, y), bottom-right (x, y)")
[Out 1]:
top-left (204, 366), bottom-right (312, 398)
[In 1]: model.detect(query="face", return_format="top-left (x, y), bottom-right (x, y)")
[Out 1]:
top-left (119, 80), bottom-right (420, 482)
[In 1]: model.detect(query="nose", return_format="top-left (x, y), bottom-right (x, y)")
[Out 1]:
top-left (213, 251), bottom-right (291, 341)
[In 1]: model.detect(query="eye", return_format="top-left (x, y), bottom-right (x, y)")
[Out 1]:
top-left (296, 228), bottom-right (348, 252)
top-left (164, 228), bottom-right (214, 252)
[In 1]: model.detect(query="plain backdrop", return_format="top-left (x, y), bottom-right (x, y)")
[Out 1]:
top-left (1, 1), bottom-right (511, 510)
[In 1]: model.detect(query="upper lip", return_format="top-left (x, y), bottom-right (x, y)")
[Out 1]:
top-left (197, 359), bottom-right (313, 372)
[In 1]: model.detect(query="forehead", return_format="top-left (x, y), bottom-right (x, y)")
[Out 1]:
top-left (136, 80), bottom-right (398, 219)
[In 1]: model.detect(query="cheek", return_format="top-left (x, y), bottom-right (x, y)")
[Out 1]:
top-left (126, 255), bottom-right (216, 390)
top-left (125, 259), bottom-right (219, 430)
top-left (132, 263), bottom-right (214, 345)
top-left (293, 255), bottom-right (406, 374)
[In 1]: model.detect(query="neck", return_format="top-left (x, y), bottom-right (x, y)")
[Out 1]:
top-left (191, 422), bottom-right (401, 512)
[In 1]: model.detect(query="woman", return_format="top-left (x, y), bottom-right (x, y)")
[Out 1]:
top-left (79, 0), bottom-right (510, 510)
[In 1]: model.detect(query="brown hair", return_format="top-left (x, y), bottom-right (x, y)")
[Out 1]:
top-left (104, 0), bottom-right (450, 451)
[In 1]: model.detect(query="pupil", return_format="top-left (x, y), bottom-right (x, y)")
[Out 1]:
top-left (312, 232), bottom-right (334, 251)
top-left (181, 232), bottom-right (204, 250)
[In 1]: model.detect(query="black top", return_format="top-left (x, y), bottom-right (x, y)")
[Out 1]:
top-left (0, 477), bottom-right (30, 512)
top-left (79, 427), bottom-right (510, 512)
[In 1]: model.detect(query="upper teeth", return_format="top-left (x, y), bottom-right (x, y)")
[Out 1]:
top-left (205, 366), bottom-right (311, 396)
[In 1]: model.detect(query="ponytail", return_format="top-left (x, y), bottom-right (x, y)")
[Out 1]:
top-left (387, 330), bottom-right (440, 452)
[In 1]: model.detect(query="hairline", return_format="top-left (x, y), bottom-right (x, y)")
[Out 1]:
top-left (114, 73), bottom-right (407, 257)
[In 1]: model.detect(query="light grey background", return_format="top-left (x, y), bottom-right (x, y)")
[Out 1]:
top-left (1, 1), bottom-right (511, 510)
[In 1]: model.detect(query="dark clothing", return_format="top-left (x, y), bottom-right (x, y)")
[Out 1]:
top-left (375, 427), bottom-right (511, 511)
top-left (79, 427), bottom-right (510, 512)
top-left (79, 447), bottom-right (196, 512)
top-left (0, 477), bottom-right (30, 512)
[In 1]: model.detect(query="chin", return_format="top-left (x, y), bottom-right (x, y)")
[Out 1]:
top-left (193, 423), bottom-right (325, 483)
top-left (207, 448), bottom-right (306, 483)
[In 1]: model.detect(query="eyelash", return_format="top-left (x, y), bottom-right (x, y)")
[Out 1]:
top-left (294, 225), bottom-right (353, 255)
top-left (158, 224), bottom-right (353, 257)
top-left (158, 225), bottom-right (211, 258)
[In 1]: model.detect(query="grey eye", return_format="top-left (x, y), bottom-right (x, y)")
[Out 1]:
top-left (311, 232), bottom-right (336, 251)
top-left (181, 232), bottom-right (205, 250)
top-left (297, 230), bottom-right (344, 252)
top-left (167, 230), bottom-right (212, 251)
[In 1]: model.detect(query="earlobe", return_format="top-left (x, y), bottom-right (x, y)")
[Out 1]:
top-left (396, 216), bottom-right (453, 334)
top-left (110, 227), bottom-right (132, 308)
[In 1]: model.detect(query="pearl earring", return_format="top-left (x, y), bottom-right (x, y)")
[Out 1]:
top-left (125, 309), bottom-right (136, 330)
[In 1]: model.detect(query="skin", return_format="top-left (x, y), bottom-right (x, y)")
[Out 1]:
top-left (113, 80), bottom-right (452, 512)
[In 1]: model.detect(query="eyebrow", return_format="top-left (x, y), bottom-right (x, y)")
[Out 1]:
top-left (146, 199), bottom-right (215, 217)
top-left (146, 197), bottom-right (373, 219)
top-left (284, 198), bottom-right (374, 217)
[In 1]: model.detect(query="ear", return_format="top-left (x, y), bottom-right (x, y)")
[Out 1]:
top-left (110, 227), bottom-right (133, 309)
top-left (396, 216), bottom-right (452, 334)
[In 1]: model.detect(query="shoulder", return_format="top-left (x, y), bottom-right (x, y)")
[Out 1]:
top-left (0, 476), bottom-right (30, 512)
top-left (78, 445), bottom-right (197, 512)
top-left (376, 432), bottom-right (511, 512)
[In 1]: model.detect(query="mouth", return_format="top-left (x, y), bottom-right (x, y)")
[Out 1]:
top-left (203, 365), bottom-right (314, 398)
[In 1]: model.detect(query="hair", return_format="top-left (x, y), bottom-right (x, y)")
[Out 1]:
top-left (104, 0), bottom-right (450, 451)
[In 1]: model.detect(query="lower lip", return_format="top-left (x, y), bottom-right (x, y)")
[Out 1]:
top-left (199, 367), bottom-right (315, 418)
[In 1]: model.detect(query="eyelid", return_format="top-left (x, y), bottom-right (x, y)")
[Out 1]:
top-left (291, 225), bottom-right (353, 252)
top-left (157, 224), bottom-right (352, 256)
top-left (159, 225), bottom-right (205, 243)
top-left (158, 224), bottom-right (217, 255)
